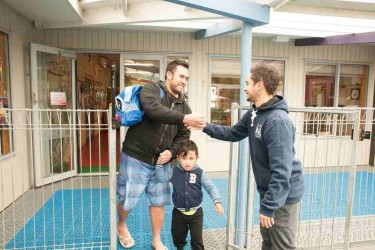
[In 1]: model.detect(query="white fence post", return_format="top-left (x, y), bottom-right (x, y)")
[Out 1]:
top-left (108, 106), bottom-right (117, 249)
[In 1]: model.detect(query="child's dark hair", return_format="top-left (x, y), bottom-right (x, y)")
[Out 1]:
top-left (177, 140), bottom-right (198, 157)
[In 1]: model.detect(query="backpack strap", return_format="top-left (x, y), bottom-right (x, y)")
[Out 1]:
top-left (159, 87), bottom-right (164, 100)
top-left (151, 80), bottom-right (165, 100)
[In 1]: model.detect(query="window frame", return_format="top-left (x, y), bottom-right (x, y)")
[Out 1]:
top-left (303, 60), bottom-right (371, 109)
top-left (0, 29), bottom-right (13, 160)
top-left (208, 54), bottom-right (287, 131)
top-left (303, 60), bottom-right (373, 137)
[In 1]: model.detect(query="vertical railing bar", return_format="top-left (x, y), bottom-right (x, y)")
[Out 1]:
top-left (38, 110), bottom-right (47, 249)
top-left (58, 110), bottom-right (67, 247)
top-left (318, 113), bottom-right (332, 249)
top-left (326, 113), bottom-right (336, 247)
top-left (80, 111), bottom-right (85, 245)
top-left (27, 110), bottom-right (37, 249)
top-left (227, 104), bottom-right (237, 248)
top-left (245, 149), bottom-right (254, 250)
top-left (17, 110), bottom-right (27, 249)
top-left (97, 110), bottom-right (103, 246)
top-left (307, 113), bottom-right (319, 248)
top-left (361, 112), bottom-right (369, 240)
top-left (338, 114), bottom-right (347, 246)
top-left (68, 110), bottom-right (76, 248)
top-left (343, 110), bottom-right (360, 250)
top-left (331, 125), bottom-right (343, 249)
top-left (296, 112), bottom-right (307, 248)
top-left (88, 110), bottom-right (94, 244)
top-left (9, 110), bottom-right (16, 249)
top-left (356, 116), bottom-right (364, 232)
top-left (108, 106), bottom-right (117, 249)
top-left (49, 110), bottom-right (58, 248)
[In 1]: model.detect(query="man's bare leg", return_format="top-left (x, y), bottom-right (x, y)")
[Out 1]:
top-left (117, 202), bottom-right (131, 237)
top-left (150, 206), bottom-right (165, 248)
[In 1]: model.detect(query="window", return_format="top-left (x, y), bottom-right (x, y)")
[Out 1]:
top-left (124, 59), bottom-right (161, 86)
top-left (210, 57), bottom-right (285, 125)
top-left (0, 32), bottom-right (12, 157)
top-left (305, 64), bottom-right (336, 107)
top-left (304, 62), bottom-right (369, 136)
top-left (338, 64), bottom-right (368, 108)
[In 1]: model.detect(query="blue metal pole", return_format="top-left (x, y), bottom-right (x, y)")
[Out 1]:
top-left (236, 22), bottom-right (252, 247)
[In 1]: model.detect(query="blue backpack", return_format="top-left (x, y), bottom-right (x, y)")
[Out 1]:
top-left (115, 84), bottom-right (164, 126)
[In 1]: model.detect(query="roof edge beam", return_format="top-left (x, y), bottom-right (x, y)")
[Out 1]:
top-left (67, 0), bottom-right (83, 20)
top-left (120, 0), bottom-right (128, 16)
top-left (164, 0), bottom-right (270, 26)
top-left (269, 0), bottom-right (291, 10)
top-left (195, 20), bottom-right (242, 40)
top-left (295, 31), bottom-right (375, 46)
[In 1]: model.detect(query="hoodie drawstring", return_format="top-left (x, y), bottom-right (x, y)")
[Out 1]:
top-left (251, 109), bottom-right (257, 127)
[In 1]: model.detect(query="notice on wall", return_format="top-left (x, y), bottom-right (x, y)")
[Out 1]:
top-left (50, 92), bottom-right (67, 106)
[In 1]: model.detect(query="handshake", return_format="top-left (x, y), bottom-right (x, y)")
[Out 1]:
top-left (183, 114), bottom-right (206, 130)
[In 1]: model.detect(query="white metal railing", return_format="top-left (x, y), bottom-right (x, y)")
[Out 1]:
top-left (1, 106), bottom-right (374, 249)
top-left (227, 105), bottom-right (375, 250)
top-left (0, 108), bottom-right (112, 249)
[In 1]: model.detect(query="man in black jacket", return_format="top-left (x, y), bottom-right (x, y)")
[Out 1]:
top-left (117, 60), bottom-right (204, 249)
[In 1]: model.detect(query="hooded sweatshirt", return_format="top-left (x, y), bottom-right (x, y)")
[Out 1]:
top-left (203, 96), bottom-right (304, 217)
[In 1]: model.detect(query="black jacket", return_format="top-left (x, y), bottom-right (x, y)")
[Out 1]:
top-left (122, 81), bottom-right (192, 165)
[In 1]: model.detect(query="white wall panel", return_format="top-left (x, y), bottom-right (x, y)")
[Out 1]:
top-left (0, 1), bottom-right (42, 210)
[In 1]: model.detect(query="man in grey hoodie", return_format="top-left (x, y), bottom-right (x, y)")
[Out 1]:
top-left (197, 64), bottom-right (305, 249)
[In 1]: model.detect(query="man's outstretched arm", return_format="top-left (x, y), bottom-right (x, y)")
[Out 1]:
top-left (202, 110), bottom-right (251, 142)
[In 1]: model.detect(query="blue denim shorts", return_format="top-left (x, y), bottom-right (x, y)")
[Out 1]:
top-left (117, 152), bottom-right (171, 211)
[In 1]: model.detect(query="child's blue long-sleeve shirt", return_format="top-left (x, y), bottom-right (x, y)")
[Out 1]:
top-left (156, 164), bottom-right (221, 213)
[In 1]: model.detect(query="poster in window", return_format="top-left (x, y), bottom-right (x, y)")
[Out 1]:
top-left (0, 57), bottom-right (3, 82)
top-left (50, 92), bottom-right (67, 105)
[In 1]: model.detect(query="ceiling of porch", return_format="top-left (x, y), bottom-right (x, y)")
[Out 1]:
top-left (1, 0), bottom-right (375, 39)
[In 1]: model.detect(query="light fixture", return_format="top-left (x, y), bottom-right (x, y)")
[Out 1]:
top-left (271, 35), bottom-right (290, 43)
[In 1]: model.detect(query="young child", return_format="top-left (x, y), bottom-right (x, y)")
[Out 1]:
top-left (155, 140), bottom-right (224, 250)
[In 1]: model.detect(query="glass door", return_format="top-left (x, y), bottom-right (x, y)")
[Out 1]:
top-left (30, 43), bottom-right (77, 187)
top-left (119, 54), bottom-right (164, 141)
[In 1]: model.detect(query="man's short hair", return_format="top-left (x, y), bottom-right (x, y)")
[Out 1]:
top-left (165, 59), bottom-right (189, 80)
top-left (177, 140), bottom-right (198, 157)
top-left (251, 64), bottom-right (280, 95)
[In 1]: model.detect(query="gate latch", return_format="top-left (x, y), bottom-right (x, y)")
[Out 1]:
top-left (360, 130), bottom-right (371, 141)
top-left (352, 129), bottom-right (371, 141)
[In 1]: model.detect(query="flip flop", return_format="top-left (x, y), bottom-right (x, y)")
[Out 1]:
top-left (117, 230), bottom-right (135, 248)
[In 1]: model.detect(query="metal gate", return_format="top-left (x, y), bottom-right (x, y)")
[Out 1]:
top-left (226, 105), bottom-right (375, 250)
top-left (0, 108), bottom-right (112, 249)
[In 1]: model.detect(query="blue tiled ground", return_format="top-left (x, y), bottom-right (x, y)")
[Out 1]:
top-left (5, 172), bottom-right (375, 249)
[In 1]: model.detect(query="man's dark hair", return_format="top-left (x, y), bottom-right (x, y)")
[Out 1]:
top-left (250, 64), bottom-right (280, 95)
top-left (165, 59), bottom-right (189, 80)
top-left (177, 140), bottom-right (198, 157)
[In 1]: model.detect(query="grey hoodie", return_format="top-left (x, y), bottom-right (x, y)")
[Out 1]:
top-left (203, 96), bottom-right (304, 217)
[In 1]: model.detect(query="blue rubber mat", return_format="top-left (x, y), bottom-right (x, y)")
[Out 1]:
top-left (5, 172), bottom-right (375, 249)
